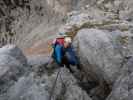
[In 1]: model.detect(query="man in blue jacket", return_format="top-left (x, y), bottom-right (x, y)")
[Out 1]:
top-left (52, 36), bottom-right (81, 73)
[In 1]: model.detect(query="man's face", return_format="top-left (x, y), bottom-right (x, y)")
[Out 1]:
top-left (64, 42), bottom-right (70, 48)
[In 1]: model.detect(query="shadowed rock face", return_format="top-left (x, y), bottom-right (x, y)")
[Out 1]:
top-left (0, 0), bottom-right (81, 48)
top-left (106, 57), bottom-right (129, 100)
top-left (0, 0), bottom-right (133, 48)
top-left (0, 0), bottom-right (59, 48)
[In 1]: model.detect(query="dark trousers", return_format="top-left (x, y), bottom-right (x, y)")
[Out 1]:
top-left (61, 56), bottom-right (74, 73)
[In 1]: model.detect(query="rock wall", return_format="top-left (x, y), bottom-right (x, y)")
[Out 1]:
top-left (0, 0), bottom-right (132, 48)
top-left (0, 1), bottom-right (133, 100)
top-left (0, 0), bottom-right (84, 48)
top-left (0, 45), bottom-right (28, 94)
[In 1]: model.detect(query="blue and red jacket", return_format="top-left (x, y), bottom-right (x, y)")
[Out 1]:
top-left (52, 43), bottom-right (79, 66)
top-left (52, 44), bottom-right (64, 65)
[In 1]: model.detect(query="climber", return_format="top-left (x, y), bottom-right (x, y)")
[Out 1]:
top-left (51, 35), bottom-right (81, 73)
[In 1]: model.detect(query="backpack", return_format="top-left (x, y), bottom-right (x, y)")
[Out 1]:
top-left (52, 37), bottom-right (64, 48)
top-left (55, 38), bottom-right (64, 46)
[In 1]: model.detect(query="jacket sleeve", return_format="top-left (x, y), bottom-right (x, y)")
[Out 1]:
top-left (55, 45), bottom-right (63, 65)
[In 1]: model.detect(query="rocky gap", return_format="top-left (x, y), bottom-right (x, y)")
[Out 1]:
top-left (35, 61), bottom-right (112, 100)
top-left (75, 65), bottom-right (111, 100)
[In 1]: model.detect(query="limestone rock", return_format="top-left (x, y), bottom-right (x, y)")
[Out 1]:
top-left (2, 68), bottom-right (91, 100)
top-left (106, 57), bottom-right (131, 100)
top-left (0, 45), bottom-right (28, 94)
top-left (74, 29), bottom-right (129, 84)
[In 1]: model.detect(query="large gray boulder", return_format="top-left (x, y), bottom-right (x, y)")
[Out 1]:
top-left (73, 28), bottom-right (131, 100)
top-left (74, 29), bottom-right (128, 84)
top-left (2, 68), bottom-right (91, 100)
top-left (0, 45), bottom-right (27, 65)
top-left (0, 45), bottom-right (28, 94)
